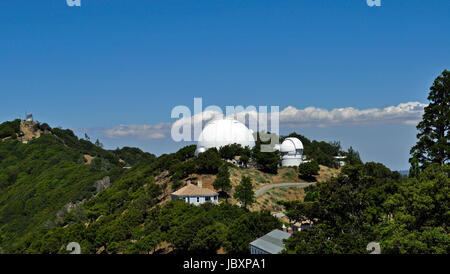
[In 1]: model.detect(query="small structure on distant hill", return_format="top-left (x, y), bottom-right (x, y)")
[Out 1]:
top-left (171, 181), bottom-right (219, 206)
top-left (25, 113), bottom-right (33, 122)
top-left (249, 229), bottom-right (291, 254)
top-left (334, 155), bottom-right (347, 167)
top-left (289, 220), bottom-right (315, 232)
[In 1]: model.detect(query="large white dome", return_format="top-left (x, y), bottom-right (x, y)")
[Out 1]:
top-left (195, 118), bottom-right (255, 154)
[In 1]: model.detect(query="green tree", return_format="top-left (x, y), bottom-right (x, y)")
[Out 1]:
top-left (189, 223), bottom-right (227, 254)
top-left (252, 151), bottom-right (279, 174)
top-left (226, 211), bottom-right (280, 253)
top-left (298, 161), bottom-right (320, 180)
top-left (240, 154), bottom-right (249, 168)
top-left (410, 69), bottom-right (449, 170)
top-left (219, 144), bottom-right (243, 160)
top-left (95, 139), bottom-right (103, 148)
top-left (213, 164), bottom-right (232, 199)
top-left (234, 176), bottom-right (255, 210)
top-left (194, 148), bottom-right (222, 174)
top-left (136, 231), bottom-right (162, 254)
top-left (346, 146), bottom-right (362, 165)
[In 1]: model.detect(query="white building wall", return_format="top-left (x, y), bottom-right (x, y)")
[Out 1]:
top-left (174, 195), bottom-right (219, 206)
top-left (281, 153), bottom-right (303, 167)
top-left (250, 245), bottom-right (269, 254)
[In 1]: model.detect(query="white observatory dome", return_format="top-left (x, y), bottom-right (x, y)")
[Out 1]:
top-left (280, 137), bottom-right (304, 167)
top-left (280, 137), bottom-right (303, 154)
top-left (195, 118), bottom-right (255, 155)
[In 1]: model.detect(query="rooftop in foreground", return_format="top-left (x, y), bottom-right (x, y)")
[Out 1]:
top-left (250, 229), bottom-right (291, 254)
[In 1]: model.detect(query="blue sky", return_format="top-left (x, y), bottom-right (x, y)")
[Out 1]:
top-left (1, 0), bottom-right (449, 170)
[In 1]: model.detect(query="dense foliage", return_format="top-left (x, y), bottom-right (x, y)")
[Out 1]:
top-left (0, 132), bottom-right (122, 251)
top-left (0, 119), bottom-right (20, 139)
top-left (213, 164), bottom-right (232, 197)
top-left (218, 144), bottom-right (250, 160)
top-left (234, 176), bottom-right (255, 210)
top-left (298, 161), bottom-right (320, 180)
top-left (282, 133), bottom-right (345, 168)
top-left (281, 162), bottom-right (449, 254)
top-left (410, 69), bottom-right (449, 173)
top-left (112, 147), bottom-right (156, 166)
top-left (0, 122), bottom-right (280, 254)
top-left (251, 134), bottom-right (280, 174)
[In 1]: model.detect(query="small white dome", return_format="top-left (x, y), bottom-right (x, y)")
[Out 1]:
top-left (196, 118), bottom-right (255, 154)
top-left (280, 137), bottom-right (303, 152)
top-left (280, 137), bottom-right (304, 167)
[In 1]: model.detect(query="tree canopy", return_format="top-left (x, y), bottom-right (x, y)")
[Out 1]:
top-left (213, 164), bottom-right (232, 197)
top-left (410, 69), bottom-right (449, 172)
top-left (234, 176), bottom-right (255, 210)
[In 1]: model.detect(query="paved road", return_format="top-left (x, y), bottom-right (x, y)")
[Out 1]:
top-left (255, 182), bottom-right (315, 197)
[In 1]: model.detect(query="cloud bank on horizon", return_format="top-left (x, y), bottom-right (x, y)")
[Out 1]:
top-left (98, 101), bottom-right (426, 140)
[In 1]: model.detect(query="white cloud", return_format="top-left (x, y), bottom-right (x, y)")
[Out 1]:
top-left (103, 123), bottom-right (171, 140)
top-left (278, 102), bottom-right (426, 128)
top-left (97, 102), bottom-right (426, 140)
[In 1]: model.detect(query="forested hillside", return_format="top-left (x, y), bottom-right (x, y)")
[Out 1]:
top-left (280, 162), bottom-right (449, 254)
top-left (0, 124), bottom-right (125, 251)
top-left (0, 121), bottom-right (282, 254)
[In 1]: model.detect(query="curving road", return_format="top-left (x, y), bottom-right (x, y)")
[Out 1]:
top-left (255, 182), bottom-right (315, 197)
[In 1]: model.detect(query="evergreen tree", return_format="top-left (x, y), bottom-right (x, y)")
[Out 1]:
top-left (240, 154), bottom-right (249, 168)
top-left (410, 69), bottom-right (449, 171)
top-left (213, 164), bottom-right (232, 199)
top-left (234, 176), bottom-right (255, 210)
top-left (346, 146), bottom-right (362, 165)
top-left (95, 139), bottom-right (103, 148)
top-left (298, 161), bottom-right (320, 181)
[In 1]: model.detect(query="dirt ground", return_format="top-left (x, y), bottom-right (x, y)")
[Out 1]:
top-left (19, 120), bottom-right (41, 142)
top-left (83, 154), bottom-right (95, 165)
top-left (250, 185), bottom-right (307, 212)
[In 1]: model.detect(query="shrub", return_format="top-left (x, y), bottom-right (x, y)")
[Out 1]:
top-left (298, 161), bottom-right (320, 180)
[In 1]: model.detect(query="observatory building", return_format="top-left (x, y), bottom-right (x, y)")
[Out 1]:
top-left (279, 137), bottom-right (304, 167)
top-left (195, 118), bottom-right (256, 155)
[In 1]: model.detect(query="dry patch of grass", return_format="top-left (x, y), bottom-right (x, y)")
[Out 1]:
top-left (249, 186), bottom-right (306, 212)
top-left (19, 121), bottom-right (41, 142)
top-left (314, 165), bottom-right (340, 182)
